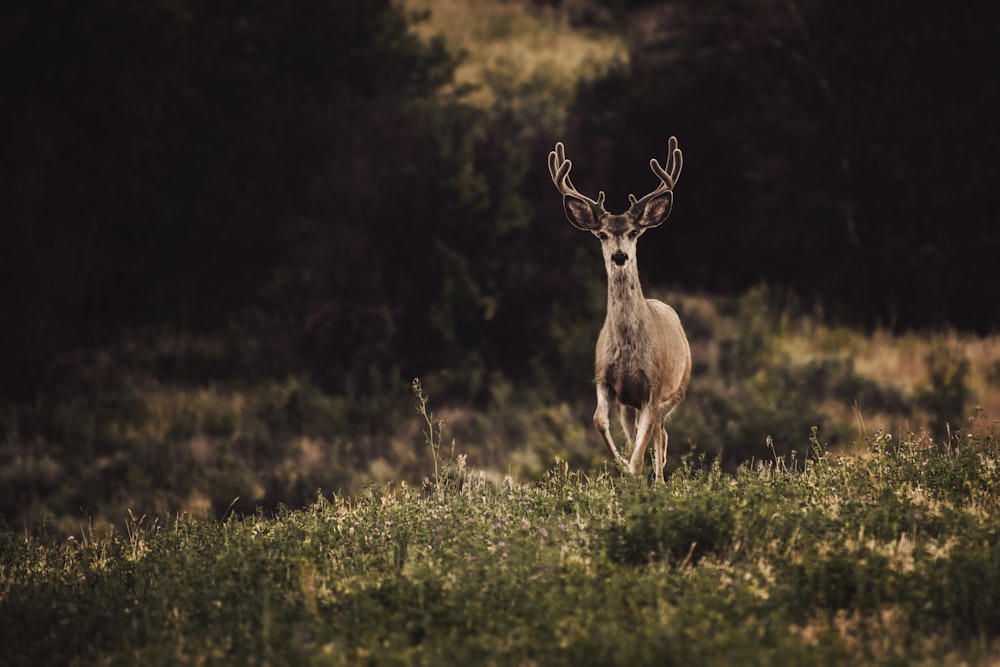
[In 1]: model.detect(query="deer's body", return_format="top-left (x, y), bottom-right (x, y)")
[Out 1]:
top-left (595, 267), bottom-right (690, 479)
top-left (548, 137), bottom-right (691, 482)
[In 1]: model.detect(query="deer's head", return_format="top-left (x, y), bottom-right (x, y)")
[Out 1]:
top-left (548, 137), bottom-right (683, 271)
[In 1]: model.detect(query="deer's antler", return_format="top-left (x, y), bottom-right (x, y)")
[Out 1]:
top-left (548, 142), bottom-right (607, 212)
top-left (628, 136), bottom-right (683, 210)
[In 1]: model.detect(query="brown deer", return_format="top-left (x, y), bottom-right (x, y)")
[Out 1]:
top-left (548, 137), bottom-right (691, 482)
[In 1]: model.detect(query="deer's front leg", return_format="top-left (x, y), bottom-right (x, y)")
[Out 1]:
top-left (593, 384), bottom-right (625, 465)
top-left (627, 406), bottom-right (658, 477)
top-left (617, 404), bottom-right (637, 459)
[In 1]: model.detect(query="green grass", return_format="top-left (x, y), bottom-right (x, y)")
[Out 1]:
top-left (3, 421), bottom-right (999, 665)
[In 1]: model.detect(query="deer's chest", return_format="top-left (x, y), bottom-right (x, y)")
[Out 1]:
top-left (598, 337), bottom-right (652, 409)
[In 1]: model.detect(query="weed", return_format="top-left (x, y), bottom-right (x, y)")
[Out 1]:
top-left (412, 378), bottom-right (462, 496)
top-left (919, 346), bottom-right (972, 441)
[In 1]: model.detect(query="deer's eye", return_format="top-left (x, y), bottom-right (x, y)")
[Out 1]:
top-left (598, 232), bottom-right (609, 241)
top-left (627, 230), bottom-right (639, 239)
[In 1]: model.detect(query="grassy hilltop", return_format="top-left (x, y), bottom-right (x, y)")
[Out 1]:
top-left (3, 410), bottom-right (999, 665)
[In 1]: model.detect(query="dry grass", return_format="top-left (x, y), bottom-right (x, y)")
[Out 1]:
top-left (779, 329), bottom-right (1000, 459)
top-left (785, 325), bottom-right (1000, 430)
top-left (660, 289), bottom-right (1000, 446)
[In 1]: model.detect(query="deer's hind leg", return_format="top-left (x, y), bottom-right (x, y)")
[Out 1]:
top-left (653, 426), bottom-right (668, 484)
top-left (652, 397), bottom-right (682, 483)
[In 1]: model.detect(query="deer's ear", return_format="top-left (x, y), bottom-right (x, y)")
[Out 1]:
top-left (564, 195), bottom-right (600, 231)
top-left (638, 191), bottom-right (673, 228)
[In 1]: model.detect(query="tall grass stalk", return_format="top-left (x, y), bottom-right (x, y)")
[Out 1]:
top-left (412, 378), bottom-right (454, 494)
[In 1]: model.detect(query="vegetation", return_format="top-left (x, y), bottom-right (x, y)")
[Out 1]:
top-left (565, 0), bottom-right (1000, 331)
top-left (4, 289), bottom-right (999, 536)
top-left (3, 398), bottom-right (999, 665)
top-left (3, 2), bottom-right (1000, 661)
top-left (4, 0), bottom-right (998, 402)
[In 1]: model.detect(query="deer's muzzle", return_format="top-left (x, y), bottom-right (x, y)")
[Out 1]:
top-left (612, 250), bottom-right (628, 266)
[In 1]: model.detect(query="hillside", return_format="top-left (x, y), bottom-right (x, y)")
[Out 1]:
top-left (3, 426), bottom-right (998, 665)
top-left (403, 0), bottom-right (626, 117)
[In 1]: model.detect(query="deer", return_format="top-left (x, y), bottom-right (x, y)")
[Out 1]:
top-left (548, 137), bottom-right (691, 483)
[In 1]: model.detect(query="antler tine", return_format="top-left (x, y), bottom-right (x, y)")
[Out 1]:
top-left (549, 142), bottom-right (607, 210)
top-left (629, 136), bottom-right (683, 207)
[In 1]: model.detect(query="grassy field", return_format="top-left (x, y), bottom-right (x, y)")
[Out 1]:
top-left (5, 4), bottom-right (1000, 662)
top-left (3, 409), bottom-right (998, 665)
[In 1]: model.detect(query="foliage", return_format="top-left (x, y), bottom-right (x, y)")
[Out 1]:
top-left (918, 346), bottom-right (972, 441)
top-left (3, 289), bottom-right (988, 534)
top-left (0, 373), bottom-right (420, 535)
top-left (6, 0), bottom-right (997, 407)
top-left (667, 288), bottom-right (922, 467)
top-left (2, 427), bottom-right (999, 665)
top-left (2, 3), bottom-right (998, 605)
top-left (0, 0), bottom-right (588, 402)
top-left (567, 0), bottom-right (1000, 331)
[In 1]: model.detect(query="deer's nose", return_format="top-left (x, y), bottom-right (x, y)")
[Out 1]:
top-left (611, 250), bottom-right (628, 266)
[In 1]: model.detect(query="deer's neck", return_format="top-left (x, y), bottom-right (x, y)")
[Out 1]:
top-left (604, 262), bottom-right (649, 335)
top-left (599, 260), bottom-right (657, 408)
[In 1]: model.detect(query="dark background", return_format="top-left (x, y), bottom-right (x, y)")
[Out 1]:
top-left (4, 0), bottom-right (999, 404)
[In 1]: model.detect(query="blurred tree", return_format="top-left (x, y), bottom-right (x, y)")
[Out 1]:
top-left (8, 0), bottom-right (994, 406)
top-left (572, 0), bottom-right (1000, 331)
top-left (0, 1), bottom-right (474, 398)
top-left (0, 0), bottom-right (598, 403)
